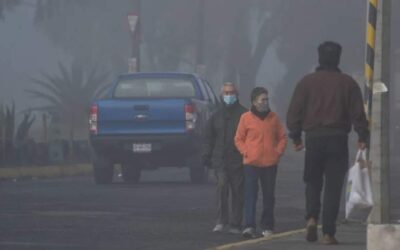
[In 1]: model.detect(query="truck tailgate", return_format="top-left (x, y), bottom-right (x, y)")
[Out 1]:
top-left (97, 99), bottom-right (188, 135)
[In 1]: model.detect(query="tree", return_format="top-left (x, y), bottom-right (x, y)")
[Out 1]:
top-left (14, 111), bottom-right (36, 165)
top-left (223, 1), bottom-right (283, 104)
top-left (27, 62), bottom-right (110, 160)
top-left (204, 0), bottom-right (366, 110)
top-left (141, 0), bottom-right (198, 71)
top-left (0, 102), bottom-right (15, 165)
top-left (31, 0), bottom-right (372, 113)
top-left (0, 0), bottom-right (22, 20)
top-left (273, 0), bottom-right (366, 115)
top-left (34, 0), bottom-right (132, 73)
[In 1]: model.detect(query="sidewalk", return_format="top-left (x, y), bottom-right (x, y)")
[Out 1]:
top-left (233, 223), bottom-right (366, 250)
top-left (0, 164), bottom-right (92, 180)
top-left (210, 146), bottom-right (367, 250)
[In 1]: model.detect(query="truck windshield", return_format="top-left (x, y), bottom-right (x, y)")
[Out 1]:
top-left (114, 78), bottom-right (196, 98)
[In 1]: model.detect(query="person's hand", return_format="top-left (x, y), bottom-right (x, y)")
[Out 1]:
top-left (293, 143), bottom-right (304, 152)
top-left (358, 142), bottom-right (367, 150)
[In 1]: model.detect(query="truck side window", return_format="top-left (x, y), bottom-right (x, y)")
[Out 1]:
top-left (203, 80), bottom-right (218, 104)
top-left (197, 79), bottom-right (210, 101)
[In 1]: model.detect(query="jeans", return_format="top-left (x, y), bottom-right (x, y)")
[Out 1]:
top-left (244, 165), bottom-right (277, 231)
top-left (304, 135), bottom-right (348, 236)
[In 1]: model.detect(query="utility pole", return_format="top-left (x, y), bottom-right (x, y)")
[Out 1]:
top-left (195, 0), bottom-right (205, 77)
top-left (369, 0), bottom-right (391, 224)
top-left (129, 0), bottom-right (141, 72)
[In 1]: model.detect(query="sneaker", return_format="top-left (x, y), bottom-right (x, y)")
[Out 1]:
top-left (242, 227), bottom-right (256, 238)
top-left (262, 230), bottom-right (274, 237)
top-left (212, 224), bottom-right (225, 233)
top-left (305, 218), bottom-right (318, 242)
top-left (228, 227), bottom-right (241, 234)
top-left (322, 234), bottom-right (339, 245)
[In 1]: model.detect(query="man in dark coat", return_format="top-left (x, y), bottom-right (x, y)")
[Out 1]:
top-left (203, 82), bottom-right (247, 234)
top-left (287, 41), bottom-right (369, 245)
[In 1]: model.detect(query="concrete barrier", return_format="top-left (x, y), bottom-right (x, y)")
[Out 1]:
top-left (0, 164), bottom-right (92, 180)
top-left (367, 224), bottom-right (400, 250)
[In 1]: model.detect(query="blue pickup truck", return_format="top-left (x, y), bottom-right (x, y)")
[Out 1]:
top-left (89, 72), bottom-right (218, 184)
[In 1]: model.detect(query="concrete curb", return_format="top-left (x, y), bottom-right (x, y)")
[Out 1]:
top-left (209, 225), bottom-right (323, 250)
top-left (367, 224), bottom-right (400, 250)
top-left (0, 164), bottom-right (92, 180)
top-left (209, 228), bottom-right (306, 250)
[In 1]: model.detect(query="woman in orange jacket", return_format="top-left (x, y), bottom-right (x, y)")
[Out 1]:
top-left (235, 87), bottom-right (287, 238)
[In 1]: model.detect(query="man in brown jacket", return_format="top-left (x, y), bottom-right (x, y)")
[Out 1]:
top-left (286, 41), bottom-right (369, 245)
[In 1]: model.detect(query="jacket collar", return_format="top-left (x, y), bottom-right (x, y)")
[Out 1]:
top-left (315, 65), bottom-right (341, 72)
top-left (222, 101), bottom-right (240, 111)
top-left (250, 106), bottom-right (270, 120)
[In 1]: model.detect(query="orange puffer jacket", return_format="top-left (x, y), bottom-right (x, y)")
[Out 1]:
top-left (234, 111), bottom-right (287, 167)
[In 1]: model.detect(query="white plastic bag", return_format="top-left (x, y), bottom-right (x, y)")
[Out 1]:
top-left (345, 149), bottom-right (374, 221)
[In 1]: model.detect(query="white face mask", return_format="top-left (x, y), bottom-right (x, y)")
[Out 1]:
top-left (223, 95), bottom-right (237, 105)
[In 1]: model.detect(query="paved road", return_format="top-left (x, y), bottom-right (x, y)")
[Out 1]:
top-left (0, 155), bottom-right (304, 250)
top-left (0, 145), bottom-right (398, 250)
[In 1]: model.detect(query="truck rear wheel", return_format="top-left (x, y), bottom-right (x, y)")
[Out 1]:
top-left (121, 164), bottom-right (141, 183)
top-left (93, 156), bottom-right (114, 185)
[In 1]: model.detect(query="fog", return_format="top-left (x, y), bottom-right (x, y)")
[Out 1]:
top-left (0, 0), bottom-right (399, 140)
top-left (1, 1), bottom-right (400, 246)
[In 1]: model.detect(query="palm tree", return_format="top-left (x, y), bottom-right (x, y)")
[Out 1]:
top-left (0, 102), bottom-right (15, 165)
top-left (27, 62), bottom-right (111, 161)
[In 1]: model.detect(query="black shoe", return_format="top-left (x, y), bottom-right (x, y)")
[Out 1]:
top-left (322, 234), bottom-right (339, 245)
top-left (306, 218), bottom-right (318, 242)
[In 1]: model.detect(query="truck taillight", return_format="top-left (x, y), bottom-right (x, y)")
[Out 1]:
top-left (89, 104), bottom-right (98, 134)
top-left (185, 103), bottom-right (197, 131)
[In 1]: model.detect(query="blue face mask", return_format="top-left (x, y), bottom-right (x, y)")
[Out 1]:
top-left (223, 95), bottom-right (237, 105)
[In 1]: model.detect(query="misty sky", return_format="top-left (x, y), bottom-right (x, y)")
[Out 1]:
top-left (0, 2), bottom-right (285, 112)
top-left (0, 4), bottom-right (70, 113)
top-left (0, 1), bottom-right (399, 122)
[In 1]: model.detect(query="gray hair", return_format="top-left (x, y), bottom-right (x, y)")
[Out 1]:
top-left (220, 82), bottom-right (238, 93)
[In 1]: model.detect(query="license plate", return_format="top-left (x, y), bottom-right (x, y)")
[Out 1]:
top-left (133, 143), bottom-right (152, 153)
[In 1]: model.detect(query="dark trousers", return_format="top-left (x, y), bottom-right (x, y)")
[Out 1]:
top-left (304, 135), bottom-right (348, 236)
top-left (244, 165), bottom-right (277, 230)
top-left (215, 167), bottom-right (244, 228)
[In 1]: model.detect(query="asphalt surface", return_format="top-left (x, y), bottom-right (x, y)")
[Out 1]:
top-left (0, 158), bottom-right (304, 250)
top-left (0, 146), bottom-right (398, 250)
top-left (1, 171), bottom-right (228, 250)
